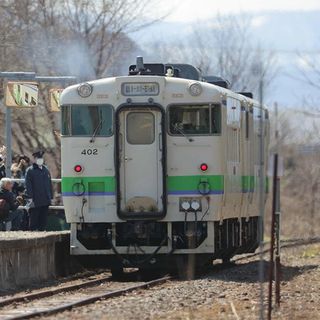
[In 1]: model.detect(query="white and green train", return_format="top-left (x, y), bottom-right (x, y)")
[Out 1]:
top-left (60, 58), bottom-right (269, 274)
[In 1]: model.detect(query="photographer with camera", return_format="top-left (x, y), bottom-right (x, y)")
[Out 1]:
top-left (11, 154), bottom-right (30, 179)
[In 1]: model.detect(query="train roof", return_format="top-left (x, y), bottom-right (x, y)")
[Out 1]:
top-left (60, 57), bottom-right (267, 110)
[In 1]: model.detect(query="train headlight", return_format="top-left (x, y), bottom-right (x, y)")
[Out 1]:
top-left (188, 82), bottom-right (202, 96)
top-left (191, 200), bottom-right (201, 211)
top-left (181, 201), bottom-right (191, 211)
top-left (77, 83), bottom-right (93, 98)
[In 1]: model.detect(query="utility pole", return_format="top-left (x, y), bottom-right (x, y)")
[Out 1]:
top-left (274, 102), bottom-right (281, 307)
top-left (1, 72), bottom-right (77, 176)
top-left (5, 106), bottom-right (12, 176)
top-left (267, 102), bottom-right (282, 319)
top-left (253, 62), bottom-right (266, 320)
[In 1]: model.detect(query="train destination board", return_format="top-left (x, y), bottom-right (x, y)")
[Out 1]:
top-left (121, 82), bottom-right (159, 96)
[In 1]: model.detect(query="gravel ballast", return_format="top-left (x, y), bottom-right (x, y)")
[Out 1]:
top-left (42, 242), bottom-right (320, 320)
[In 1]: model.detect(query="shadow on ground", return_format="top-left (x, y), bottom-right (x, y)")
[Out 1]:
top-left (203, 260), bottom-right (318, 283)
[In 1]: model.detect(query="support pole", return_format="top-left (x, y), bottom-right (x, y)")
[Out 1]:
top-left (258, 74), bottom-right (265, 320)
top-left (5, 106), bottom-right (12, 177)
top-left (274, 102), bottom-right (281, 307)
top-left (275, 207), bottom-right (281, 306)
top-left (267, 153), bottom-right (278, 320)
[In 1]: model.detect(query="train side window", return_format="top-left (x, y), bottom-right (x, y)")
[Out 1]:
top-left (61, 106), bottom-right (71, 135)
top-left (127, 112), bottom-right (155, 144)
top-left (211, 104), bottom-right (221, 134)
top-left (245, 110), bottom-right (249, 139)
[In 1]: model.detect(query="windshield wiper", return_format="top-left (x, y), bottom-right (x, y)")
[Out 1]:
top-left (90, 119), bottom-right (104, 143)
top-left (173, 124), bottom-right (194, 142)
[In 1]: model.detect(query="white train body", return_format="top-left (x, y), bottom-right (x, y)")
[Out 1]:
top-left (60, 62), bottom-right (269, 269)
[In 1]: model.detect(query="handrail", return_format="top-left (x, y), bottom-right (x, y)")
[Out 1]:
top-left (10, 178), bottom-right (65, 210)
top-left (11, 178), bottom-right (62, 183)
top-left (18, 205), bottom-right (64, 210)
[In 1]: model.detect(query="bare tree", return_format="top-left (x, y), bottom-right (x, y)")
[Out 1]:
top-left (296, 51), bottom-right (320, 90)
top-left (0, 0), bottom-right (163, 177)
top-left (147, 14), bottom-right (277, 96)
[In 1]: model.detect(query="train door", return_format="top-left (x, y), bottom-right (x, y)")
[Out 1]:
top-left (117, 107), bottom-right (165, 218)
top-left (248, 107), bottom-right (255, 207)
top-left (242, 104), bottom-right (254, 219)
top-left (225, 97), bottom-right (242, 216)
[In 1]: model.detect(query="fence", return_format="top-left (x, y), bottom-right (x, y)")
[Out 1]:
top-left (11, 178), bottom-right (64, 211)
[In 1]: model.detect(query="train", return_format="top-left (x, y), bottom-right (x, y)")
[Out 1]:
top-left (60, 57), bottom-right (269, 277)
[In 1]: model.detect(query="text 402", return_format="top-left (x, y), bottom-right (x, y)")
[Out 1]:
top-left (81, 149), bottom-right (98, 155)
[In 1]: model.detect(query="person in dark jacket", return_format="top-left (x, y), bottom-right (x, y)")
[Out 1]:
top-left (25, 150), bottom-right (53, 231)
top-left (0, 156), bottom-right (6, 180)
top-left (0, 178), bottom-right (24, 230)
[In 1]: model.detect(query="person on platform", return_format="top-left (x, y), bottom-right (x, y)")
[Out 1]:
top-left (11, 155), bottom-right (30, 179)
top-left (0, 155), bottom-right (6, 180)
top-left (0, 177), bottom-right (24, 230)
top-left (25, 150), bottom-right (52, 231)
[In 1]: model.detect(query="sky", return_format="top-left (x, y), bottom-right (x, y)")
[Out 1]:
top-left (157, 0), bottom-right (320, 22)
top-left (139, 0), bottom-right (320, 107)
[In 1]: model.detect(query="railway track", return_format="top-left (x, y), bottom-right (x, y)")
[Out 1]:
top-left (0, 237), bottom-right (318, 320)
top-left (233, 236), bottom-right (320, 262)
top-left (0, 273), bottom-right (172, 320)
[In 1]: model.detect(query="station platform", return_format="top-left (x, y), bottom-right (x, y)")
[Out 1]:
top-left (0, 231), bottom-right (71, 291)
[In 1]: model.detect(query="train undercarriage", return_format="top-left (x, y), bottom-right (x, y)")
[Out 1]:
top-left (73, 216), bottom-right (260, 277)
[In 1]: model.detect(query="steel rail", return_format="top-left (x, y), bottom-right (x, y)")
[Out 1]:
top-left (1, 275), bottom-right (172, 320)
top-left (0, 274), bottom-right (113, 308)
top-left (233, 237), bottom-right (320, 263)
top-left (1, 237), bottom-right (318, 319)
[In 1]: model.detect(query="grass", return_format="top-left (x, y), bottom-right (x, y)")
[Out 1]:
top-left (301, 245), bottom-right (320, 258)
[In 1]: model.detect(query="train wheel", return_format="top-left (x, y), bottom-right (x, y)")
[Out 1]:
top-left (222, 256), bottom-right (235, 266)
top-left (111, 264), bottom-right (124, 279)
top-left (138, 267), bottom-right (163, 280)
top-left (176, 255), bottom-right (196, 280)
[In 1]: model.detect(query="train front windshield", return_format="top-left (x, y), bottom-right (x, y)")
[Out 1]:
top-left (61, 105), bottom-right (113, 136)
top-left (169, 104), bottom-right (221, 135)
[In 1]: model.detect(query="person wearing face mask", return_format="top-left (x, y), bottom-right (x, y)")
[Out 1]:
top-left (25, 150), bottom-right (53, 231)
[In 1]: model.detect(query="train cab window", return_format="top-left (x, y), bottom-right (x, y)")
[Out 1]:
top-left (211, 105), bottom-right (221, 134)
top-left (169, 104), bottom-right (221, 135)
top-left (127, 112), bottom-right (155, 144)
top-left (61, 106), bottom-right (71, 135)
top-left (61, 105), bottom-right (113, 136)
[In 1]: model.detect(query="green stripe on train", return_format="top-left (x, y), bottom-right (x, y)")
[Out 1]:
top-left (61, 175), bottom-right (268, 193)
top-left (61, 176), bottom-right (116, 193)
top-left (167, 175), bottom-right (224, 192)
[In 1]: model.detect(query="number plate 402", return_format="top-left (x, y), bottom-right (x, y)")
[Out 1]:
top-left (81, 149), bottom-right (98, 155)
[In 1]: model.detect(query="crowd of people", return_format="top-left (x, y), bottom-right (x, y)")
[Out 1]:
top-left (0, 150), bottom-right (53, 231)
